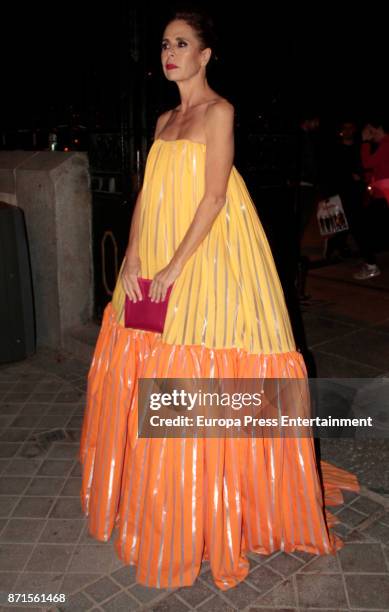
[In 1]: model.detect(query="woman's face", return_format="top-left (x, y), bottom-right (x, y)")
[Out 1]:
top-left (161, 19), bottom-right (210, 82)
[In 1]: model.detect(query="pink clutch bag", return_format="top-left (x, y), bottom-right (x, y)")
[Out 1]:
top-left (124, 277), bottom-right (174, 333)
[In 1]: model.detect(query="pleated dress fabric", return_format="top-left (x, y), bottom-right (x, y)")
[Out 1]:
top-left (79, 139), bottom-right (359, 591)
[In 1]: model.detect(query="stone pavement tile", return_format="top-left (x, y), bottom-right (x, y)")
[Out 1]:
top-left (25, 477), bottom-right (65, 496)
top-left (341, 489), bottom-right (361, 504)
top-left (384, 545), bottom-right (389, 569)
top-left (70, 463), bottom-right (81, 477)
top-left (289, 550), bottom-right (316, 564)
top-left (47, 403), bottom-right (79, 415)
top-left (248, 608), bottom-right (295, 612)
top-left (149, 593), bottom-right (190, 611)
top-left (84, 576), bottom-right (121, 603)
top-left (106, 552), bottom-right (123, 571)
top-left (196, 594), bottom-right (236, 611)
top-left (335, 506), bottom-right (367, 528)
top-left (60, 573), bottom-right (103, 596)
top-left (72, 404), bottom-right (86, 415)
top-left (101, 590), bottom-right (140, 610)
top-left (247, 555), bottom-right (262, 570)
top-left (0, 498), bottom-right (18, 518)
top-left (66, 416), bottom-right (83, 429)
top-left (245, 564), bottom-right (283, 594)
top-left (130, 583), bottom-right (171, 605)
top-left (17, 382), bottom-right (41, 393)
top-left (253, 576), bottom-right (297, 608)
top-left (68, 545), bottom-right (116, 574)
top-left (264, 552), bottom-right (305, 577)
top-left (19, 403), bottom-right (49, 416)
top-left (36, 381), bottom-right (64, 392)
top-left (299, 552), bottom-right (340, 573)
top-left (0, 403), bottom-right (22, 415)
top-left (365, 520), bottom-right (389, 545)
top-left (320, 439), bottom-right (389, 495)
top-left (338, 542), bottom-right (388, 573)
top-left (3, 392), bottom-right (31, 403)
top-left (36, 415), bottom-right (72, 429)
top-left (19, 402), bottom-right (49, 416)
top-left (30, 392), bottom-right (58, 403)
top-left (0, 429), bottom-right (31, 443)
top-left (0, 444), bottom-right (22, 459)
top-left (12, 571), bottom-right (63, 596)
top-left (345, 529), bottom-right (373, 542)
top-left (59, 477), bottom-right (82, 497)
top-left (0, 416), bottom-right (14, 430)
top-left (0, 543), bottom-right (33, 572)
top-left (10, 414), bottom-right (39, 428)
top-left (345, 574), bottom-right (389, 609)
top-left (47, 444), bottom-right (79, 461)
top-left (0, 477), bottom-right (30, 496)
top-left (312, 350), bottom-right (382, 378)
top-left (214, 577), bottom-right (262, 609)
top-left (25, 544), bottom-right (74, 572)
top-left (4, 458), bottom-right (42, 477)
top-left (18, 442), bottom-right (50, 459)
top-left (302, 313), bottom-right (357, 347)
top-left (174, 580), bottom-right (214, 607)
top-left (0, 518), bottom-right (45, 543)
top-left (36, 460), bottom-right (74, 478)
top-left (0, 374), bottom-right (23, 384)
top-left (296, 574), bottom-right (348, 608)
top-left (55, 392), bottom-right (85, 404)
top-left (0, 459), bottom-right (11, 474)
top-left (349, 496), bottom-right (385, 515)
top-left (49, 498), bottom-right (84, 521)
top-left (39, 519), bottom-right (84, 544)
top-left (314, 328), bottom-right (389, 372)
top-left (333, 523), bottom-right (351, 538)
top-left (380, 511), bottom-right (389, 527)
top-left (110, 565), bottom-right (137, 588)
top-left (13, 497), bottom-right (55, 519)
top-left (0, 381), bottom-right (16, 391)
top-left (56, 591), bottom-right (95, 611)
top-left (0, 571), bottom-right (19, 591)
top-left (65, 429), bottom-right (81, 443)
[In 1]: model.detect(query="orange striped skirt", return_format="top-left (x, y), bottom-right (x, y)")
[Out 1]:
top-left (79, 303), bottom-right (359, 590)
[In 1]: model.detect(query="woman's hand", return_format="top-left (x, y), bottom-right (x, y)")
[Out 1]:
top-left (149, 261), bottom-right (182, 302)
top-left (362, 125), bottom-right (374, 142)
top-left (121, 252), bottom-right (142, 302)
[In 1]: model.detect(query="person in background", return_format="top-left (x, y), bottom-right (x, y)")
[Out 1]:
top-left (289, 112), bottom-right (336, 296)
top-left (325, 120), bottom-right (365, 261)
top-left (353, 117), bottom-right (389, 279)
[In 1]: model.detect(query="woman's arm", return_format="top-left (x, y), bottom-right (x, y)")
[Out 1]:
top-left (149, 100), bottom-right (235, 302)
top-left (125, 187), bottom-right (142, 258)
top-left (123, 111), bottom-right (172, 301)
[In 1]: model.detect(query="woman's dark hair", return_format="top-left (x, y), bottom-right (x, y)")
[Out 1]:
top-left (366, 115), bottom-right (389, 133)
top-left (164, 5), bottom-right (219, 61)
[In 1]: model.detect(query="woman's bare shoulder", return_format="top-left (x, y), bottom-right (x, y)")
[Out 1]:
top-left (207, 96), bottom-right (234, 112)
top-left (205, 98), bottom-right (235, 129)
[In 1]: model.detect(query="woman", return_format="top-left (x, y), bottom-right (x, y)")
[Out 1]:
top-left (79, 9), bottom-right (359, 591)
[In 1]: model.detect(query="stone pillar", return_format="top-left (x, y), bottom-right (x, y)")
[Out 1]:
top-left (0, 151), bottom-right (93, 348)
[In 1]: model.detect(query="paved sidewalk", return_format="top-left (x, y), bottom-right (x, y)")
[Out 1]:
top-left (0, 255), bottom-right (389, 611)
